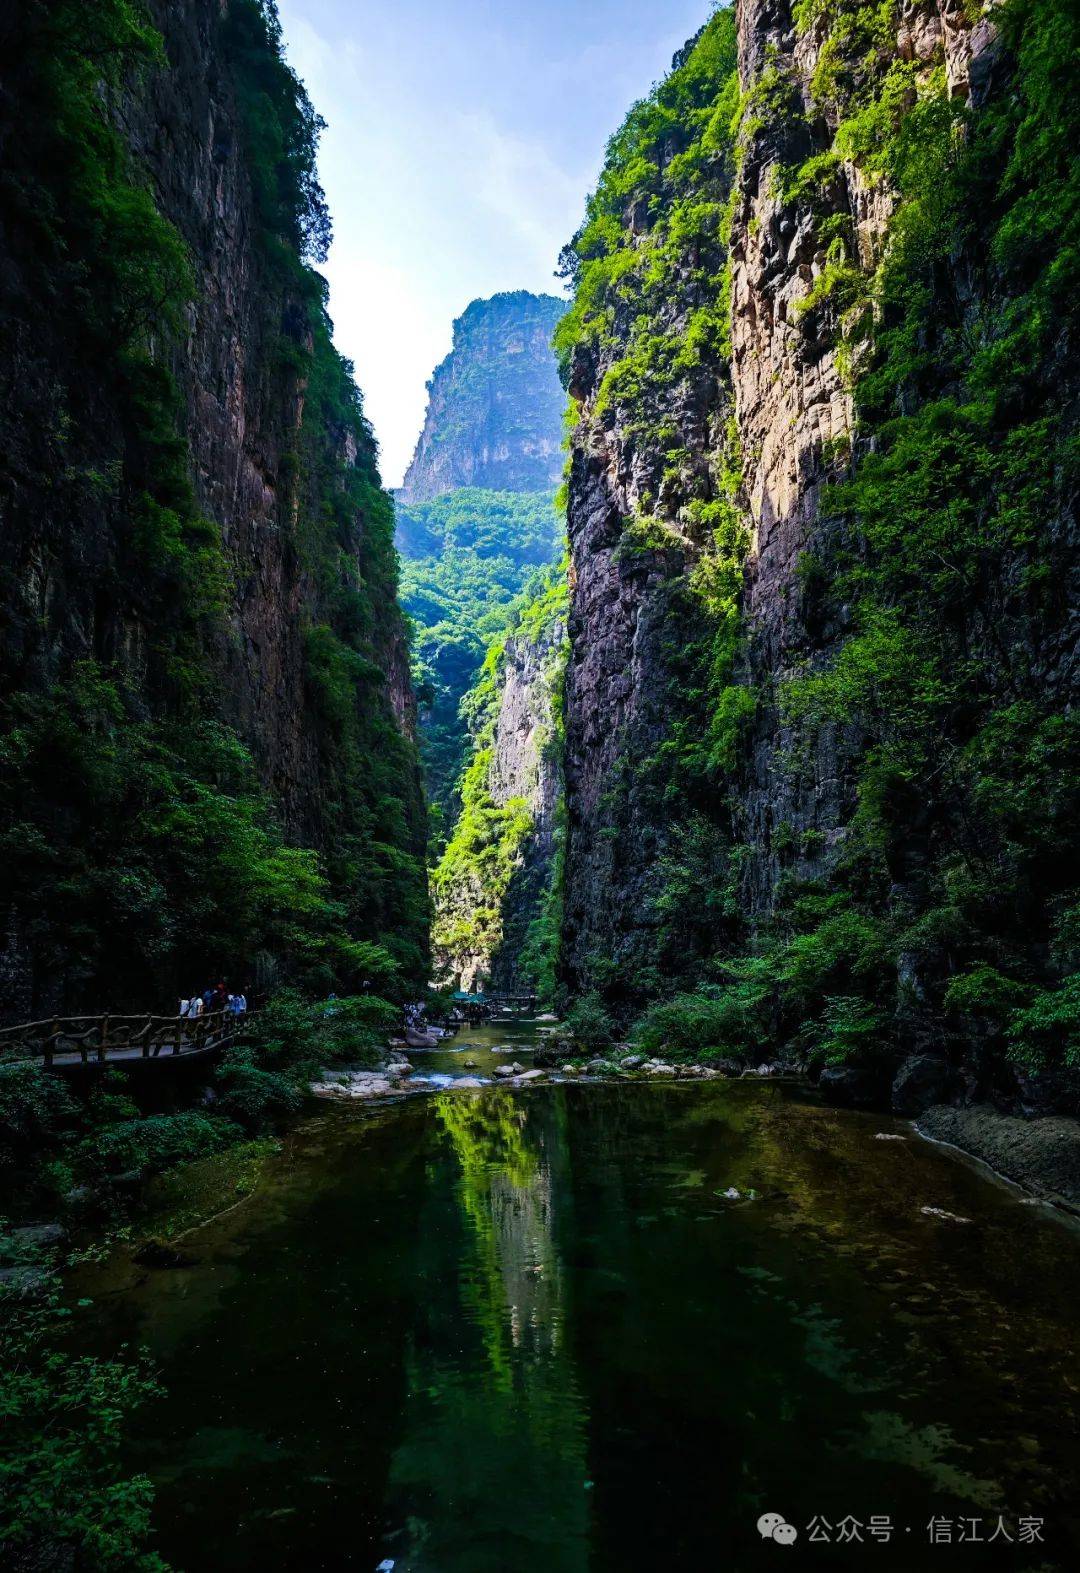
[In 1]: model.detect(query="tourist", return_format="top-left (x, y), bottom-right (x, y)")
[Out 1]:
top-left (187, 994), bottom-right (204, 1018)
top-left (179, 997), bottom-right (189, 1017)
top-left (229, 989), bottom-right (247, 1016)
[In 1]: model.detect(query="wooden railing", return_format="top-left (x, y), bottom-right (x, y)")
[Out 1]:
top-left (0, 1009), bottom-right (254, 1068)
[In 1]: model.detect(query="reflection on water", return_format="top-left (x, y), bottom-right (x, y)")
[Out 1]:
top-left (388, 1091), bottom-right (587, 1571)
top-left (72, 1079), bottom-right (1080, 1571)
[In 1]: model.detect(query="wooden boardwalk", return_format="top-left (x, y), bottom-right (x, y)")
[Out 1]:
top-left (0, 1010), bottom-right (252, 1070)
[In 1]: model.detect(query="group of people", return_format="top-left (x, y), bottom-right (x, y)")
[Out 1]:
top-left (178, 983), bottom-right (247, 1020)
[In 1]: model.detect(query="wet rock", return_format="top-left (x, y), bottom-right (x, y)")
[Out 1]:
top-left (462, 1058), bottom-right (479, 1069)
top-left (8, 1223), bottom-right (67, 1250)
top-left (454, 1077), bottom-right (484, 1089)
top-left (920, 1206), bottom-right (972, 1224)
top-left (585, 1058), bottom-right (615, 1075)
top-left (643, 1062), bottom-right (676, 1077)
top-left (312, 1072), bottom-right (394, 1099)
top-left (620, 1054), bottom-right (646, 1070)
top-left (874, 1132), bottom-right (907, 1142)
top-left (513, 1070), bottom-right (546, 1082)
top-left (917, 1104), bottom-right (1080, 1207)
top-left (891, 1055), bottom-right (962, 1117)
top-left (387, 1062), bottom-right (414, 1079)
top-left (493, 1064), bottom-right (517, 1079)
top-left (818, 1066), bottom-right (890, 1110)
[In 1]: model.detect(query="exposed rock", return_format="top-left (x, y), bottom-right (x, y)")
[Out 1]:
top-left (0, 0), bottom-right (427, 1012)
top-left (6, 1223), bottom-right (67, 1250)
top-left (399, 292), bottom-right (566, 502)
top-left (433, 604), bottom-right (566, 994)
top-left (312, 1072), bottom-right (396, 1100)
top-left (892, 1055), bottom-right (963, 1117)
top-left (920, 1206), bottom-right (972, 1224)
top-left (917, 1105), bottom-right (1080, 1208)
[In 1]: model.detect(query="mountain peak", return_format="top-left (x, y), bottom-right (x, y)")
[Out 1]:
top-left (399, 291), bottom-right (566, 503)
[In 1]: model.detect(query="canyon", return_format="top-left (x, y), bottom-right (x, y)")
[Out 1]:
top-left (3, 3), bottom-right (1080, 1569)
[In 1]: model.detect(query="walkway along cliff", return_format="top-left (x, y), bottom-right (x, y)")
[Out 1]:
top-left (0, 0), bottom-right (429, 1017)
top-left (554, 0), bottom-right (1080, 1110)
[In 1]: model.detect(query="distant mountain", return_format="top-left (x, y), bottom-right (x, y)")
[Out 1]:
top-left (398, 291), bottom-right (566, 502)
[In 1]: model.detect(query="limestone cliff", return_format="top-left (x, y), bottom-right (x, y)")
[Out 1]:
top-left (399, 292), bottom-right (567, 503)
top-left (431, 579), bottom-right (567, 995)
top-left (0, 0), bottom-right (428, 1011)
top-left (557, 0), bottom-right (1080, 1100)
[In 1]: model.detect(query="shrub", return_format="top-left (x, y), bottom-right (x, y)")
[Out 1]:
top-left (635, 973), bottom-right (770, 1063)
top-left (563, 991), bottom-right (614, 1051)
top-left (0, 1261), bottom-right (166, 1571)
top-left (75, 1112), bottom-right (238, 1179)
top-left (0, 1065), bottom-right (79, 1163)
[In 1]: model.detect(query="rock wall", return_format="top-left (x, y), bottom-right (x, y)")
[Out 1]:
top-left (432, 604), bottom-right (566, 995)
top-left (400, 292), bottom-right (567, 503)
top-left (486, 621), bottom-right (565, 993)
top-left (558, 0), bottom-right (1079, 1094)
top-left (0, 0), bottom-right (428, 1007)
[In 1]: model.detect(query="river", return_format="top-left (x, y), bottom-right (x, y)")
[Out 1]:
top-left (73, 1019), bottom-right (1080, 1570)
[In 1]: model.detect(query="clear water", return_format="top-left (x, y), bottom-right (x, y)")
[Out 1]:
top-left (74, 1027), bottom-right (1080, 1571)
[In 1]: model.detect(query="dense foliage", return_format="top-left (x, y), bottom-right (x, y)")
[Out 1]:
top-left (558, 0), bottom-right (1080, 1082)
top-left (555, 8), bottom-right (749, 1014)
top-left (1, 1254), bottom-right (166, 1572)
top-left (430, 565), bottom-right (568, 994)
top-left (748, 0), bottom-right (1080, 1076)
top-left (0, 0), bottom-right (428, 1013)
top-left (397, 488), bottom-right (563, 844)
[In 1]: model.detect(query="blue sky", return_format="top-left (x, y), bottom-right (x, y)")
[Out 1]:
top-left (276, 0), bottom-right (712, 484)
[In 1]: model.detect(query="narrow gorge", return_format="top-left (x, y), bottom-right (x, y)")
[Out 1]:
top-left (2, 2), bottom-right (1080, 1569)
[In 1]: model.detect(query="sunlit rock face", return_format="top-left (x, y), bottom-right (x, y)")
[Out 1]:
top-left (558, 0), bottom-right (1077, 1079)
top-left (399, 292), bottom-right (567, 503)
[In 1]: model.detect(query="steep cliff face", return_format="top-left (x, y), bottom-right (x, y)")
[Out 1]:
top-left (0, 0), bottom-right (428, 1011)
top-left (431, 573), bottom-right (567, 995)
top-left (399, 292), bottom-right (567, 503)
top-left (558, 0), bottom-right (1080, 1096)
top-left (555, 15), bottom-right (742, 1015)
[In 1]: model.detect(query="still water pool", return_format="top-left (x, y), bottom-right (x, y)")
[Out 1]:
top-left (76, 1037), bottom-right (1080, 1571)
